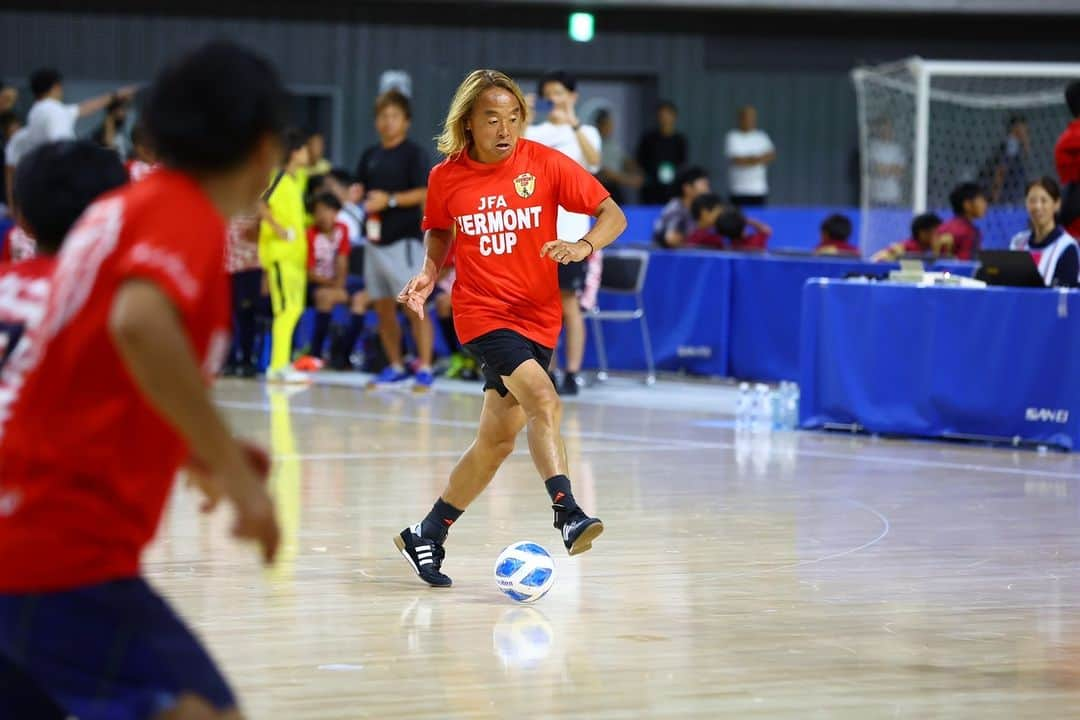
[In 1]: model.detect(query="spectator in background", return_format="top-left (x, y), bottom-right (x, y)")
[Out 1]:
top-left (0, 111), bottom-right (21, 212)
top-left (987, 115), bottom-right (1029, 206)
top-left (725, 105), bottom-right (776, 207)
top-left (868, 115), bottom-right (906, 206)
top-left (871, 212), bottom-right (943, 262)
top-left (0, 83), bottom-right (16, 113)
top-left (259, 128), bottom-right (310, 383)
top-left (354, 90), bottom-right (433, 390)
top-left (716, 206), bottom-right (772, 252)
top-left (935, 182), bottom-right (988, 260)
top-left (653, 165), bottom-right (710, 249)
top-left (125, 123), bottom-right (158, 181)
top-left (594, 108), bottom-right (642, 205)
top-left (814, 214), bottom-right (858, 256)
top-left (23, 68), bottom-right (134, 152)
top-left (296, 192), bottom-right (362, 370)
top-left (225, 213), bottom-right (264, 378)
top-left (685, 193), bottom-right (725, 249)
top-left (307, 131), bottom-right (332, 176)
top-left (4, 124), bottom-right (31, 211)
top-left (91, 95), bottom-right (131, 158)
top-left (636, 101), bottom-right (687, 205)
top-left (526, 70), bottom-right (602, 396)
top-left (1055, 80), bottom-right (1080, 238)
top-left (1009, 176), bottom-right (1078, 288)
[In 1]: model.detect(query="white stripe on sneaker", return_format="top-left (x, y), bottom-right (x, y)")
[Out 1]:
top-left (400, 548), bottom-right (420, 574)
top-left (419, 558), bottom-right (433, 565)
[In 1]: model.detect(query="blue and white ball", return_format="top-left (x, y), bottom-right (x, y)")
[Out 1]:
top-left (493, 541), bottom-right (556, 603)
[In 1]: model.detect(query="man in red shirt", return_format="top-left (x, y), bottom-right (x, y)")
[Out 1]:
top-left (813, 213), bottom-right (859, 256)
top-left (871, 213), bottom-right (943, 262)
top-left (393, 69), bottom-right (627, 588)
top-left (934, 182), bottom-right (988, 260)
top-left (0, 42), bottom-right (283, 719)
top-left (1056, 81), bottom-right (1080, 237)
top-left (0, 140), bottom-right (128, 377)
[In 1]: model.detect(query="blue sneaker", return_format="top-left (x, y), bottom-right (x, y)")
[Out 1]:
top-left (412, 368), bottom-right (435, 394)
top-left (367, 365), bottom-right (410, 389)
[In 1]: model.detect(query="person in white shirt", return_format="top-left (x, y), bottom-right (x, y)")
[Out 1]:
top-left (868, 115), bottom-right (906, 206)
top-left (525, 71), bottom-right (603, 396)
top-left (22, 68), bottom-right (135, 161)
top-left (724, 105), bottom-right (775, 206)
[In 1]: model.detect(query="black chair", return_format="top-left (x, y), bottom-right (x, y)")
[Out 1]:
top-left (589, 248), bottom-right (656, 385)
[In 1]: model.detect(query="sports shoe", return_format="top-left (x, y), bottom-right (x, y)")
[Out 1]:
top-left (266, 368), bottom-right (312, 385)
top-left (293, 355), bottom-right (324, 372)
top-left (367, 365), bottom-right (410, 389)
top-left (393, 524), bottom-right (452, 587)
top-left (444, 353), bottom-right (467, 379)
top-left (559, 372), bottom-right (580, 396)
top-left (553, 504), bottom-right (604, 556)
top-left (412, 368), bottom-right (435, 394)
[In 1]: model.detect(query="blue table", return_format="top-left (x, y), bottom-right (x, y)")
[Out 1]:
top-left (799, 279), bottom-right (1080, 449)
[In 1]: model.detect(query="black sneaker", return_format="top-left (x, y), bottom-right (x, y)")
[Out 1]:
top-left (559, 372), bottom-right (579, 396)
top-left (393, 524), bottom-right (452, 587)
top-left (553, 505), bottom-right (603, 556)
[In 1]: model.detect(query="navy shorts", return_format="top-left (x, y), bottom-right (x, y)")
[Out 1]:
top-left (0, 577), bottom-right (235, 720)
top-left (463, 328), bottom-right (554, 398)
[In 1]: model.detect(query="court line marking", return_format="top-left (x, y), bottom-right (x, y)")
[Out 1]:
top-left (273, 445), bottom-right (685, 462)
top-left (219, 400), bottom-right (1080, 481)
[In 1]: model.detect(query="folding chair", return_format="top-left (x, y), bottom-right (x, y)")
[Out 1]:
top-left (588, 248), bottom-right (656, 385)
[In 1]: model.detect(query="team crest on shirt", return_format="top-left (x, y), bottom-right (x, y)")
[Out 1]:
top-left (513, 172), bottom-right (536, 199)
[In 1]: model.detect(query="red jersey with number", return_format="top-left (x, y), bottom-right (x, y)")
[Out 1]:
top-left (307, 221), bottom-right (350, 280)
top-left (0, 256), bottom-right (56, 370)
top-left (422, 139), bottom-right (609, 347)
top-left (0, 169), bottom-right (232, 591)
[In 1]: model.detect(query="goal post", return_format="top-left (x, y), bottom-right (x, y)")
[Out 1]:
top-left (853, 57), bottom-right (1080, 259)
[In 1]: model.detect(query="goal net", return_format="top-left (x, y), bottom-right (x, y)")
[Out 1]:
top-left (852, 58), bottom-right (1078, 259)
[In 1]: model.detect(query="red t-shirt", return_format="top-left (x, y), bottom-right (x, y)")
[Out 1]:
top-left (422, 139), bottom-right (609, 347)
top-left (814, 239), bottom-right (859, 256)
top-left (934, 216), bottom-right (981, 260)
top-left (730, 230), bottom-right (770, 252)
top-left (0, 170), bottom-right (232, 592)
top-left (1055, 119), bottom-right (1080, 185)
top-left (686, 227), bottom-right (725, 249)
top-left (307, 221), bottom-right (350, 280)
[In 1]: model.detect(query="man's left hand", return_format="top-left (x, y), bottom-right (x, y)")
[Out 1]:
top-left (540, 239), bottom-right (591, 265)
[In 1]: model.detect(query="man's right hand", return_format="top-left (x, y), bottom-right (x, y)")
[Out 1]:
top-left (232, 482), bottom-right (280, 565)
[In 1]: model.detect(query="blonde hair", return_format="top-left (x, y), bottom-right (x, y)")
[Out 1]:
top-left (436, 69), bottom-right (527, 158)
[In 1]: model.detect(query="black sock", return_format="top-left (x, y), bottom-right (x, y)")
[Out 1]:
top-left (545, 475), bottom-right (579, 512)
top-left (310, 311), bottom-right (332, 358)
top-left (342, 312), bottom-right (365, 359)
top-left (420, 497), bottom-right (464, 542)
top-left (439, 315), bottom-right (460, 353)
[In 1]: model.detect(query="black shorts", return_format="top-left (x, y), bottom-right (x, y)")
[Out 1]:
top-left (463, 329), bottom-right (554, 397)
top-left (558, 260), bottom-right (588, 293)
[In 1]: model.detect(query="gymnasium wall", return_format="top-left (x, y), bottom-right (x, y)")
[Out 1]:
top-left (0, 3), bottom-right (1077, 205)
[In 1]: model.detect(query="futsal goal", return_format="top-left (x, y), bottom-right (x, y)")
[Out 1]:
top-left (852, 57), bottom-right (1080, 258)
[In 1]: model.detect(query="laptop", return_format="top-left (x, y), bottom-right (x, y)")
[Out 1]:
top-left (975, 250), bottom-right (1046, 288)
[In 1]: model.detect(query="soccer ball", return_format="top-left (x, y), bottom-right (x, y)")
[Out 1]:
top-left (493, 541), bottom-right (556, 603)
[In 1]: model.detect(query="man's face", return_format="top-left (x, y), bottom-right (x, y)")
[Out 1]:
top-left (467, 87), bottom-right (523, 163)
top-left (967, 195), bottom-right (989, 219)
top-left (658, 107), bottom-right (677, 134)
top-left (308, 133), bottom-right (325, 161)
top-left (688, 177), bottom-right (711, 198)
top-left (540, 81), bottom-right (575, 112)
top-left (376, 104), bottom-right (409, 143)
top-left (314, 203), bottom-right (338, 231)
top-left (738, 107), bottom-right (757, 132)
top-left (0, 87), bottom-right (16, 113)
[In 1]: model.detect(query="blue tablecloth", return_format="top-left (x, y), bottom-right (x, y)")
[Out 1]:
top-left (580, 250), bottom-right (732, 376)
top-left (799, 279), bottom-right (1080, 449)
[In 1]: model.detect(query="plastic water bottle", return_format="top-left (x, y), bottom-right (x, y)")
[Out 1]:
top-left (783, 382), bottom-right (800, 430)
top-left (752, 383), bottom-right (770, 433)
top-left (769, 387), bottom-right (783, 430)
top-left (735, 382), bottom-right (751, 430)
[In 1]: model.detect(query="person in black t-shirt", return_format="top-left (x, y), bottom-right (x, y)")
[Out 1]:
top-left (636, 100), bottom-right (688, 205)
top-left (354, 90), bottom-right (434, 390)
